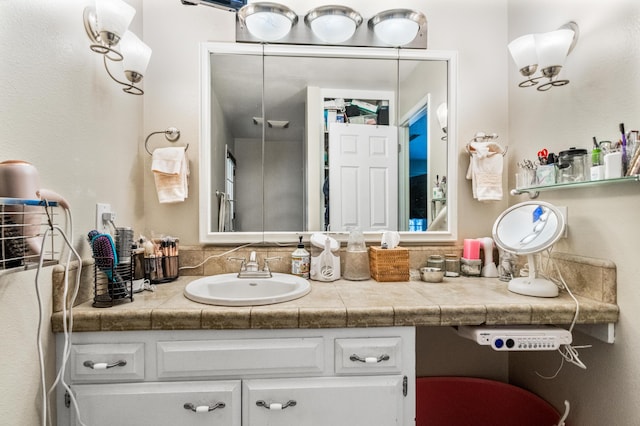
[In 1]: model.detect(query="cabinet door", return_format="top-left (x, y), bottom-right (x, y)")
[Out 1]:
top-left (243, 376), bottom-right (405, 426)
top-left (71, 381), bottom-right (240, 426)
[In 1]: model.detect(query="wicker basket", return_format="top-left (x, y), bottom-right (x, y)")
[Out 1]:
top-left (369, 246), bottom-right (410, 282)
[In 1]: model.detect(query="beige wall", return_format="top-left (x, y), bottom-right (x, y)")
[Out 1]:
top-left (5, 0), bottom-right (638, 424)
top-left (0, 1), bottom-right (143, 424)
top-left (506, 0), bottom-right (640, 424)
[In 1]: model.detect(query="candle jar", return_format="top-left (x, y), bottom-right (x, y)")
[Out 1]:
top-left (444, 255), bottom-right (460, 277)
top-left (426, 255), bottom-right (444, 270)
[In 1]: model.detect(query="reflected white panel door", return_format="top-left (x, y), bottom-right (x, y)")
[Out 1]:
top-left (329, 123), bottom-right (398, 231)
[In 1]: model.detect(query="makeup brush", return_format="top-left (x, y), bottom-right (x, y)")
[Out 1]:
top-left (620, 123), bottom-right (628, 174)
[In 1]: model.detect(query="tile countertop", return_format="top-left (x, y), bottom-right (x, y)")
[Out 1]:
top-left (51, 274), bottom-right (619, 333)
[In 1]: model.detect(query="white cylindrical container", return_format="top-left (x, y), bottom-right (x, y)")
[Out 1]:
top-left (604, 151), bottom-right (622, 179)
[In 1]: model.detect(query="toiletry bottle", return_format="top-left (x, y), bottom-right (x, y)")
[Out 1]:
top-left (291, 236), bottom-right (310, 279)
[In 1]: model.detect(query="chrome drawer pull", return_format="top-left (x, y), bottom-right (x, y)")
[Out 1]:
top-left (184, 402), bottom-right (225, 413)
top-left (83, 360), bottom-right (127, 370)
top-left (349, 354), bottom-right (390, 363)
top-left (256, 400), bottom-right (296, 410)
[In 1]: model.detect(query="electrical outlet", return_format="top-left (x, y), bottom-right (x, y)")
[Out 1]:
top-left (96, 203), bottom-right (111, 234)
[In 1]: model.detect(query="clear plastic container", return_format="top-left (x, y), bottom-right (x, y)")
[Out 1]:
top-left (343, 229), bottom-right (370, 280)
top-left (557, 147), bottom-right (589, 183)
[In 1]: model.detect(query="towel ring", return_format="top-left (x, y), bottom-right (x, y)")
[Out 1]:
top-left (466, 143), bottom-right (508, 157)
top-left (465, 132), bottom-right (507, 157)
top-left (145, 127), bottom-right (188, 155)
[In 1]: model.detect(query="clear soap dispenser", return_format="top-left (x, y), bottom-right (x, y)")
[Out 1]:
top-left (343, 228), bottom-right (370, 280)
top-left (291, 236), bottom-right (310, 279)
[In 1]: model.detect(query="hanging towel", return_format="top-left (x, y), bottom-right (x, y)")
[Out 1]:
top-left (152, 147), bottom-right (189, 203)
top-left (466, 141), bottom-right (505, 201)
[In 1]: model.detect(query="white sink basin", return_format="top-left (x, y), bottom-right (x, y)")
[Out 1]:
top-left (183, 272), bottom-right (311, 306)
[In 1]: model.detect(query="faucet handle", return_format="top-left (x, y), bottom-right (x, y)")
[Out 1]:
top-left (227, 256), bottom-right (247, 271)
top-left (263, 257), bottom-right (282, 274)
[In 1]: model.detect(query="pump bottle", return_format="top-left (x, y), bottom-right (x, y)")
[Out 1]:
top-left (291, 236), bottom-right (310, 279)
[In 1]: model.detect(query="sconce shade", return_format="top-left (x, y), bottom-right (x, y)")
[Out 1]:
top-left (305, 6), bottom-right (362, 44)
top-left (437, 103), bottom-right (448, 130)
top-left (507, 34), bottom-right (537, 71)
top-left (369, 9), bottom-right (426, 47)
top-left (121, 31), bottom-right (152, 79)
top-left (535, 29), bottom-right (574, 69)
top-left (239, 2), bottom-right (298, 42)
top-left (95, 0), bottom-right (136, 43)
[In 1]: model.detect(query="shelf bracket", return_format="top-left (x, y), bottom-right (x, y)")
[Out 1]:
top-left (574, 323), bottom-right (615, 344)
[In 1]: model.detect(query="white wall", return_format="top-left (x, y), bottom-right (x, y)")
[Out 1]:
top-left (506, 1), bottom-right (640, 424)
top-left (0, 1), bottom-right (143, 424)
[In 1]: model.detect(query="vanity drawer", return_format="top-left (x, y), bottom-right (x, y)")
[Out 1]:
top-left (156, 338), bottom-right (325, 379)
top-left (70, 343), bottom-right (145, 383)
top-left (334, 337), bottom-right (402, 375)
top-left (71, 380), bottom-right (241, 426)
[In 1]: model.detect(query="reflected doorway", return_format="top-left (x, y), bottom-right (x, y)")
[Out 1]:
top-left (408, 107), bottom-right (428, 231)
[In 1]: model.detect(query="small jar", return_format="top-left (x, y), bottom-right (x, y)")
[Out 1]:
top-left (426, 255), bottom-right (444, 270)
top-left (444, 255), bottom-right (460, 277)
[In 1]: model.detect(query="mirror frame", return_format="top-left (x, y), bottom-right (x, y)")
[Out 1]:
top-left (199, 42), bottom-right (458, 244)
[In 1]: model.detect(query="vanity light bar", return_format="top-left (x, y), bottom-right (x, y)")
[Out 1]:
top-left (235, 5), bottom-right (427, 49)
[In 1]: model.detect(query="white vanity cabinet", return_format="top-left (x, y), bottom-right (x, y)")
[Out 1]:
top-left (56, 327), bottom-right (415, 426)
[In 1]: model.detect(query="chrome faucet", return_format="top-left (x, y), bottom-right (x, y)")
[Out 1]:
top-left (228, 251), bottom-right (281, 278)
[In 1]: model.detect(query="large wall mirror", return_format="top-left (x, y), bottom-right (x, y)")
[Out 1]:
top-left (199, 42), bottom-right (458, 244)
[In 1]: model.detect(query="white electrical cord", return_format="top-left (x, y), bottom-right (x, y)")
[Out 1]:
top-left (532, 249), bottom-right (591, 380)
top-left (33, 203), bottom-right (88, 426)
top-left (178, 242), bottom-right (255, 270)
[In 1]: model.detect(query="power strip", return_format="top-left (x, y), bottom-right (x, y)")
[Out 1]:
top-left (457, 325), bottom-right (572, 351)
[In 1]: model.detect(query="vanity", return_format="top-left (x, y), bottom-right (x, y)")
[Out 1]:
top-left (57, 327), bottom-right (413, 426)
top-left (52, 259), bottom-right (618, 426)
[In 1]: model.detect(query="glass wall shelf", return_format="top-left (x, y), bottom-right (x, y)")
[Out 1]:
top-left (511, 175), bottom-right (640, 198)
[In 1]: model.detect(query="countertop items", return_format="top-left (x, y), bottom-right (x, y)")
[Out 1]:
top-left (51, 273), bottom-right (618, 333)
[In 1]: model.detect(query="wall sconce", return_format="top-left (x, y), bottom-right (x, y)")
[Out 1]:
top-left (84, 0), bottom-right (152, 95)
top-left (368, 9), bottom-right (427, 47)
top-left (233, 3), bottom-right (427, 49)
top-left (237, 2), bottom-right (298, 42)
top-left (508, 22), bottom-right (579, 92)
top-left (305, 6), bottom-right (362, 44)
top-left (437, 103), bottom-right (448, 141)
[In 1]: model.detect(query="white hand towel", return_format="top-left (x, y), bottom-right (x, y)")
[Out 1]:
top-left (466, 141), bottom-right (505, 201)
top-left (152, 147), bottom-right (189, 203)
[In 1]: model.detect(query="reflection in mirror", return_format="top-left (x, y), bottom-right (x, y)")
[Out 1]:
top-left (492, 201), bottom-right (566, 297)
top-left (398, 58), bottom-right (448, 232)
top-left (209, 50), bottom-right (264, 234)
top-left (199, 43), bottom-right (458, 244)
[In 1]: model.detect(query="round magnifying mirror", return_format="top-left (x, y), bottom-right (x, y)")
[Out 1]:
top-left (492, 201), bottom-right (565, 297)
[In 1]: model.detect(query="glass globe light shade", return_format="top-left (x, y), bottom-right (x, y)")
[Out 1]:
top-left (535, 29), bottom-right (574, 69)
top-left (120, 31), bottom-right (152, 80)
top-left (508, 34), bottom-right (538, 71)
top-left (373, 17), bottom-right (419, 46)
top-left (95, 0), bottom-right (136, 43)
top-left (245, 11), bottom-right (294, 41)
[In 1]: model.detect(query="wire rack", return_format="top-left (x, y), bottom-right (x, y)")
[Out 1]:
top-left (0, 198), bottom-right (60, 272)
top-left (92, 257), bottom-right (134, 308)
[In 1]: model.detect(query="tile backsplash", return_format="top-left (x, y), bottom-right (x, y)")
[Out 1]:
top-left (51, 246), bottom-right (616, 312)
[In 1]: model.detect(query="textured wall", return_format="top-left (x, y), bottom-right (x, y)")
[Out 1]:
top-left (506, 1), bottom-right (640, 424)
top-left (0, 0), bottom-right (143, 424)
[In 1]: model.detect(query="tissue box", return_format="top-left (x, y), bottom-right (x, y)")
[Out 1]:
top-left (369, 246), bottom-right (410, 282)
